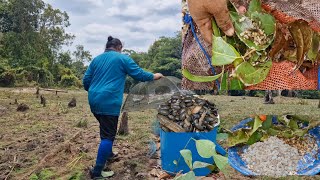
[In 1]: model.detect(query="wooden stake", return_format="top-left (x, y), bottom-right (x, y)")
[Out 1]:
top-left (118, 112), bottom-right (129, 135)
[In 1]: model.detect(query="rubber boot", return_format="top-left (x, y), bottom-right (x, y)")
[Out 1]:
top-left (91, 139), bottom-right (113, 178)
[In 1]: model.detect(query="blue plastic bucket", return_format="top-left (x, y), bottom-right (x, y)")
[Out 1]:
top-left (160, 127), bottom-right (226, 176)
top-left (228, 117), bottom-right (320, 176)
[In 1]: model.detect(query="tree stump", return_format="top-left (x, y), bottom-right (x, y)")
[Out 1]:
top-left (68, 98), bottom-right (77, 108)
top-left (118, 112), bottom-right (129, 135)
top-left (40, 95), bottom-right (46, 107)
top-left (36, 87), bottom-right (40, 98)
top-left (264, 90), bottom-right (275, 104)
top-left (17, 103), bottom-right (29, 112)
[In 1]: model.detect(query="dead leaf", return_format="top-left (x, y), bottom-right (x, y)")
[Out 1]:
top-left (159, 172), bottom-right (171, 180)
top-left (269, 24), bottom-right (286, 59)
top-left (288, 20), bottom-right (313, 70)
top-left (150, 168), bottom-right (160, 177)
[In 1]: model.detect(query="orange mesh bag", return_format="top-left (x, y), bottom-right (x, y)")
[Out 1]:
top-left (181, 0), bottom-right (319, 90)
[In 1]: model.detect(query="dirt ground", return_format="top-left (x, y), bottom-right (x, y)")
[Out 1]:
top-left (0, 88), bottom-right (319, 180)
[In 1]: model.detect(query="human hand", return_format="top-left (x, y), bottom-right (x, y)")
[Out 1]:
top-left (187, 0), bottom-right (247, 44)
top-left (153, 73), bottom-right (164, 80)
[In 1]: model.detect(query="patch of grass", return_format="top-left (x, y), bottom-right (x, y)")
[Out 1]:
top-left (67, 171), bottom-right (85, 180)
top-left (75, 119), bottom-right (88, 128)
top-left (30, 168), bottom-right (55, 180)
top-left (297, 99), bottom-right (309, 105)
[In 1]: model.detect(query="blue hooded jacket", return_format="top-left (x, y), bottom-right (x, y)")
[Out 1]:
top-left (83, 50), bottom-right (154, 116)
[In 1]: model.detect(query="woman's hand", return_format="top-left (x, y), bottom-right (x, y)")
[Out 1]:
top-left (187, 0), bottom-right (247, 44)
top-left (153, 73), bottom-right (164, 80)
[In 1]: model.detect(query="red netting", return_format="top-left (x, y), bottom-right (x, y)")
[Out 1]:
top-left (246, 61), bottom-right (318, 90)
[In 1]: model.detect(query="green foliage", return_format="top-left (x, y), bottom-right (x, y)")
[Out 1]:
top-left (307, 33), bottom-right (320, 61)
top-left (0, 69), bottom-right (15, 86)
top-left (60, 74), bottom-right (81, 88)
top-left (227, 115), bottom-right (320, 147)
top-left (29, 168), bottom-right (55, 180)
top-left (182, 69), bottom-right (223, 82)
top-left (246, 90), bottom-right (265, 97)
top-left (13, 66), bottom-right (53, 87)
top-left (0, 63), bottom-right (6, 74)
top-left (76, 119), bottom-right (88, 128)
top-left (194, 139), bottom-right (229, 172)
top-left (124, 33), bottom-right (182, 90)
top-left (146, 33), bottom-right (182, 78)
top-left (0, 0), bottom-right (89, 88)
top-left (174, 171), bottom-right (196, 180)
top-left (233, 61), bottom-right (272, 86)
top-left (175, 139), bottom-right (229, 179)
top-left (211, 36), bottom-right (242, 66)
top-left (184, 1), bottom-right (276, 89)
top-left (180, 149), bottom-right (193, 170)
top-left (297, 90), bottom-right (320, 99)
top-left (73, 45), bottom-right (92, 63)
top-left (68, 171), bottom-right (85, 180)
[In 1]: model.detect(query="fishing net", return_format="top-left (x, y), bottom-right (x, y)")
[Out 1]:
top-left (181, 0), bottom-right (319, 90)
top-left (122, 76), bottom-right (188, 112)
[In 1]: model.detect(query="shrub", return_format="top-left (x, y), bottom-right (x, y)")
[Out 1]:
top-left (297, 91), bottom-right (320, 99)
top-left (0, 64), bottom-right (6, 74)
top-left (76, 119), bottom-right (88, 128)
top-left (0, 70), bottom-right (15, 87)
top-left (60, 74), bottom-right (81, 87)
top-left (14, 66), bottom-right (54, 87)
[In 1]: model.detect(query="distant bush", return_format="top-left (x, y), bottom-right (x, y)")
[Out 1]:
top-left (229, 90), bottom-right (246, 96)
top-left (297, 91), bottom-right (320, 99)
top-left (0, 64), bottom-right (6, 74)
top-left (14, 66), bottom-right (53, 87)
top-left (60, 74), bottom-right (82, 87)
top-left (0, 70), bottom-right (15, 87)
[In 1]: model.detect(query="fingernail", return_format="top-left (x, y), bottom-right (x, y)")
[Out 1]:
top-left (238, 6), bottom-right (247, 14)
top-left (225, 28), bottom-right (235, 36)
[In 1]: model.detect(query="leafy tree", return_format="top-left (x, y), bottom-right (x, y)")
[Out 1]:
top-left (124, 32), bottom-right (182, 92)
top-left (147, 32), bottom-right (182, 78)
top-left (72, 45), bottom-right (92, 79)
top-left (73, 45), bottom-right (92, 63)
top-left (58, 51), bottom-right (72, 68)
top-left (0, 0), bottom-right (74, 69)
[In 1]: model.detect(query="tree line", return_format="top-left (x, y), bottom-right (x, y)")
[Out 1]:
top-left (0, 0), bottom-right (182, 89)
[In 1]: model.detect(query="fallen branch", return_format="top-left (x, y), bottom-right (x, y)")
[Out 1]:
top-left (5, 166), bottom-right (14, 180)
top-left (40, 88), bottom-right (68, 95)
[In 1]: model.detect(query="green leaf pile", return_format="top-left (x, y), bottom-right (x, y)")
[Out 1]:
top-left (227, 115), bottom-right (320, 147)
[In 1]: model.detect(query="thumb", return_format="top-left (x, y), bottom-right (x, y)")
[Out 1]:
top-left (187, 0), bottom-right (214, 44)
top-left (207, 0), bottom-right (234, 36)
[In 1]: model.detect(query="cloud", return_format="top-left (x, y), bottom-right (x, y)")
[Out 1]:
top-left (43, 0), bottom-right (181, 57)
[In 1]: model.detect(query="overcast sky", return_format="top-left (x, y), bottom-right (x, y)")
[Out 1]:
top-left (43, 0), bottom-right (181, 57)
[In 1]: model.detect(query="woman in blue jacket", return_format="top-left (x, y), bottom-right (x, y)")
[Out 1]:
top-left (83, 36), bottom-right (163, 178)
